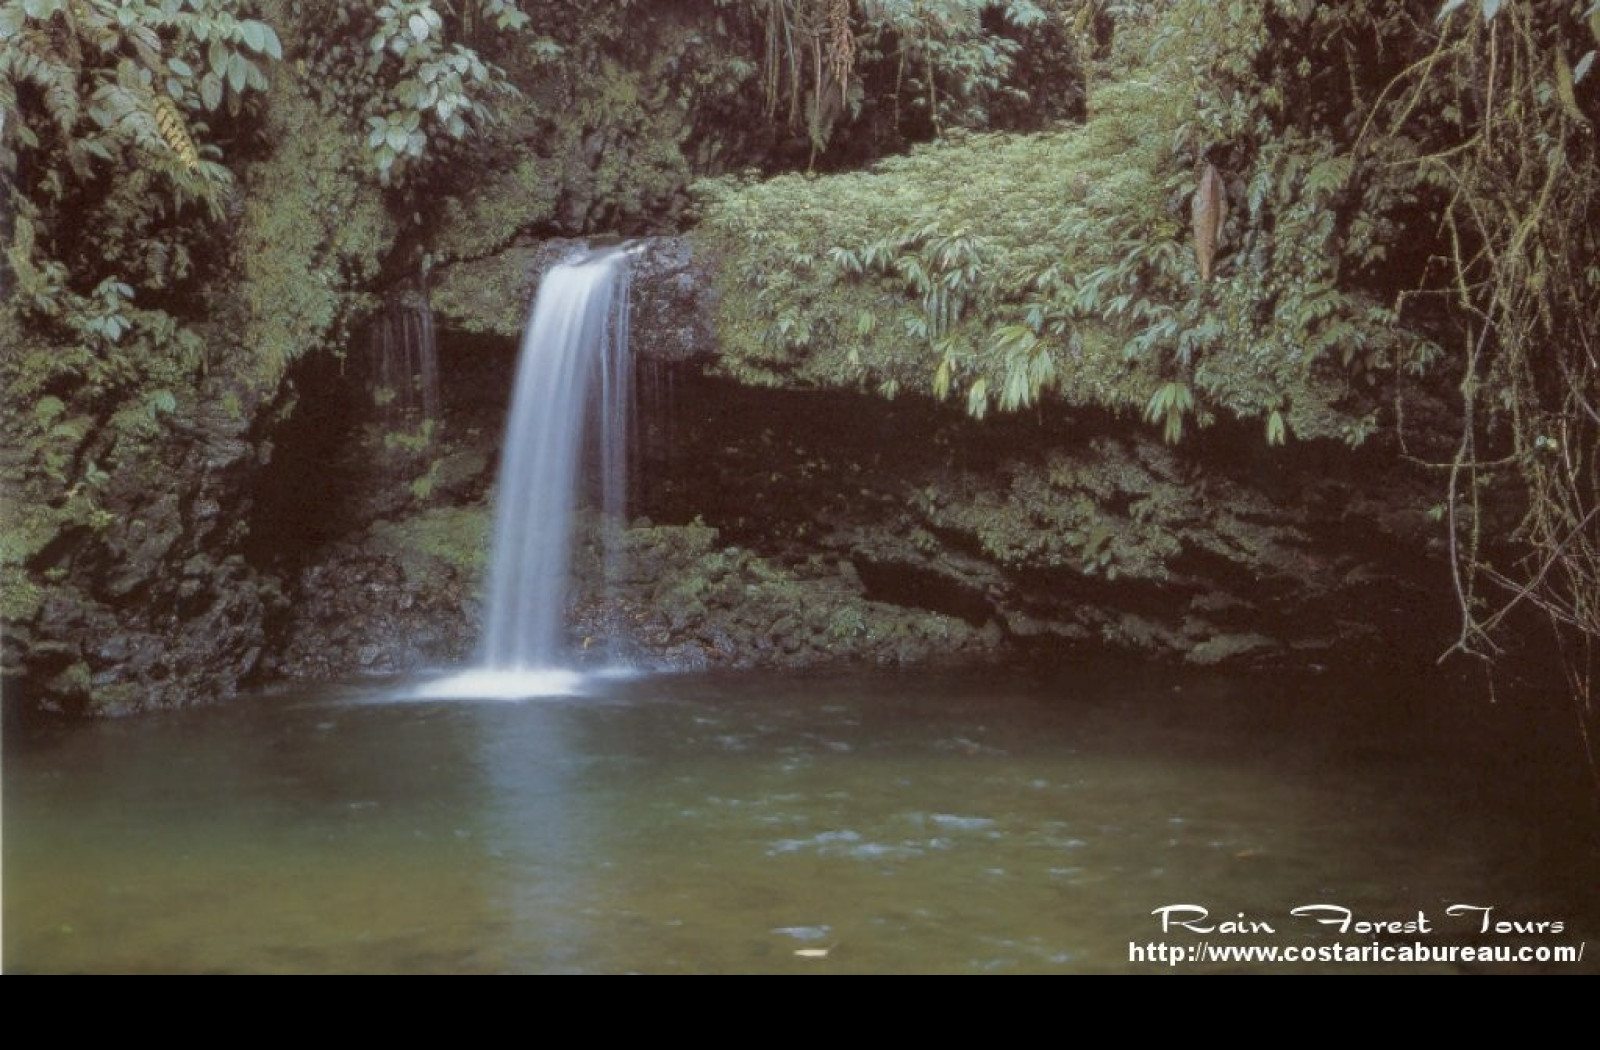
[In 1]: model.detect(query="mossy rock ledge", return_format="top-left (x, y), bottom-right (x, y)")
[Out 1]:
top-left (430, 236), bottom-right (716, 366)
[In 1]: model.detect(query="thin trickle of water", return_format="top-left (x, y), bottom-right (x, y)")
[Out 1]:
top-left (636, 357), bottom-right (678, 510)
top-left (480, 247), bottom-right (635, 673)
top-left (367, 293), bottom-right (441, 422)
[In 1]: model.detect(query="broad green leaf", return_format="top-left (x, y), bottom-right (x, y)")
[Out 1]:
top-left (966, 377), bottom-right (989, 419)
top-left (1266, 409), bottom-right (1286, 446)
top-left (227, 52), bottom-right (248, 93)
top-left (240, 20), bottom-right (266, 53)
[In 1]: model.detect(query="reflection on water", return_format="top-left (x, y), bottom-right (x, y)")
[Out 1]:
top-left (5, 666), bottom-right (1597, 973)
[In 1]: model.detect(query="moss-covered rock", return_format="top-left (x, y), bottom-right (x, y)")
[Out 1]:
top-left (570, 520), bottom-right (996, 671)
top-left (266, 333), bottom-right (1452, 680)
top-left (269, 515), bottom-right (485, 679)
top-left (1, 355), bottom-right (286, 716)
top-left (369, 506), bottom-right (492, 588)
top-left (689, 37), bottom-right (1429, 448)
top-left (233, 78), bottom-right (397, 384)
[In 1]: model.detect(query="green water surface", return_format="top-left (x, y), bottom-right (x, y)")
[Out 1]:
top-left (5, 666), bottom-right (1596, 973)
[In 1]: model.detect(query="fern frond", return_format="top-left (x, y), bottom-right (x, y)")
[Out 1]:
top-left (153, 95), bottom-right (199, 171)
top-left (2, 32), bottom-right (82, 135)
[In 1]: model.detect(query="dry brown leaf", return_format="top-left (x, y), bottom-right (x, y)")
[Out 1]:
top-left (1192, 162), bottom-right (1227, 282)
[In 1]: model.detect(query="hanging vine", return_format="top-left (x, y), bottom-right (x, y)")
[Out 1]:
top-left (1361, 0), bottom-right (1600, 763)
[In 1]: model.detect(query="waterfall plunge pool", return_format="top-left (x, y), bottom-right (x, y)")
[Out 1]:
top-left (5, 664), bottom-right (1596, 973)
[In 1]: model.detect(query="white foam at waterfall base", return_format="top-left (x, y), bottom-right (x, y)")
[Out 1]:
top-left (405, 663), bottom-right (644, 701)
top-left (407, 668), bottom-right (588, 700)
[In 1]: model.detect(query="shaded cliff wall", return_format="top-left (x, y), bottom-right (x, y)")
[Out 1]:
top-left (266, 236), bottom-right (1457, 679)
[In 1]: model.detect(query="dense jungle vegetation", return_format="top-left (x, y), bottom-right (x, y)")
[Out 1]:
top-left (2, 1), bottom-right (1598, 730)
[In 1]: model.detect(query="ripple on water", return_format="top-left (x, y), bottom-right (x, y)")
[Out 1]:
top-left (923, 813), bottom-right (998, 833)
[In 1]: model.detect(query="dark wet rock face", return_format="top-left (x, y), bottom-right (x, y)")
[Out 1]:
top-left (269, 235), bottom-right (1455, 680)
top-left (270, 509), bottom-right (997, 680)
top-left (567, 520), bottom-right (998, 672)
top-left (6, 372), bottom-right (284, 718)
top-left (634, 372), bottom-right (1453, 671)
top-left (269, 542), bottom-right (479, 679)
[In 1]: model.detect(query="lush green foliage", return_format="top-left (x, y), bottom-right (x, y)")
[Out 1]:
top-left (697, 0), bottom-right (1600, 710)
top-left (5, 0), bottom-right (1595, 716)
top-left (0, 0), bottom-right (1104, 710)
top-left (709, 0), bottom-right (1079, 166)
top-left (696, 0), bottom-right (1595, 451)
top-left (2, 2), bottom-right (283, 624)
top-left (2, 0), bottom-right (281, 369)
top-left (232, 82), bottom-right (396, 379)
top-left (288, 0), bottom-right (535, 185)
top-left (1, 0), bottom-right (279, 214)
top-left (694, 49), bottom-right (1422, 443)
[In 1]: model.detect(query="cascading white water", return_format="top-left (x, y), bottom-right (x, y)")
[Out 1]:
top-left (484, 246), bottom-right (634, 669)
top-left (418, 246), bottom-right (634, 699)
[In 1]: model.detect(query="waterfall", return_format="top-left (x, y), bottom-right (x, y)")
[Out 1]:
top-left (480, 247), bottom-right (634, 671)
top-left (412, 244), bottom-right (637, 699)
